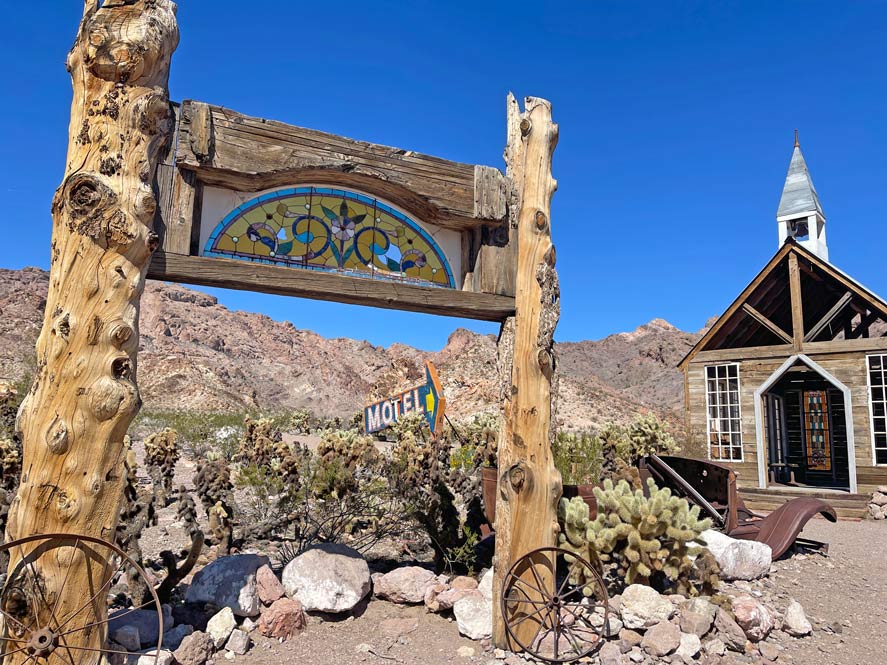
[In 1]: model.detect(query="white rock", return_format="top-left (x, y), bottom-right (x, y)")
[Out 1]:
top-left (478, 568), bottom-right (493, 602)
top-left (620, 585), bottom-right (675, 630)
top-left (700, 529), bottom-right (772, 581)
top-left (783, 600), bottom-right (812, 636)
top-left (137, 650), bottom-right (174, 665)
top-left (224, 652), bottom-right (235, 661)
top-left (453, 593), bottom-right (493, 640)
top-left (282, 543), bottom-right (371, 613)
top-left (207, 607), bottom-right (237, 649)
top-left (703, 637), bottom-right (726, 657)
top-left (185, 554), bottom-right (269, 617)
top-left (457, 646), bottom-right (476, 657)
top-left (676, 632), bottom-right (701, 660)
top-left (870, 492), bottom-right (887, 506)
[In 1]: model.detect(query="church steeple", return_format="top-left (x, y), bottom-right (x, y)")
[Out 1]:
top-left (777, 132), bottom-right (828, 260)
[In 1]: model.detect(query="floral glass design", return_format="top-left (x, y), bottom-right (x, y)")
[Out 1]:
top-left (803, 390), bottom-right (832, 471)
top-left (204, 187), bottom-right (455, 288)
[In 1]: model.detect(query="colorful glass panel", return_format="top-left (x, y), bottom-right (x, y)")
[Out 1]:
top-left (803, 390), bottom-right (832, 471)
top-left (204, 187), bottom-right (455, 288)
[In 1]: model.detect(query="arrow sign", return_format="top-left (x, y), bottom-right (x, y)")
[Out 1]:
top-left (364, 361), bottom-right (447, 435)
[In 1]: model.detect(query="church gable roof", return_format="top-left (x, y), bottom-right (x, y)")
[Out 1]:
top-left (679, 241), bottom-right (887, 368)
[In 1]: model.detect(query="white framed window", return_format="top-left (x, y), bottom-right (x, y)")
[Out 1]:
top-left (867, 354), bottom-right (887, 465)
top-left (705, 363), bottom-right (743, 462)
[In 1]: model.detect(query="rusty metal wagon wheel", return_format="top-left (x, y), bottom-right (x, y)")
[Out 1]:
top-left (0, 533), bottom-right (162, 665)
top-left (501, 546), bottom-right (609, 663)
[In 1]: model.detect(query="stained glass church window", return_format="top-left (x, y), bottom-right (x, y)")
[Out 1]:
top-left (204, 187), bottom-right (455, 288)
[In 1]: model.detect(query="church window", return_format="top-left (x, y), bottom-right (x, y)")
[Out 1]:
top-left (705, 364), bottom-right (743, 462)
top-left (868, 354), bottom-right (887, 464)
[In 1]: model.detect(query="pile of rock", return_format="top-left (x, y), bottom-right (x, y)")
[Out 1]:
top-left (368, 564), bottom-right (495, 641)
top-left (867, 486), bottom-right (887, 519)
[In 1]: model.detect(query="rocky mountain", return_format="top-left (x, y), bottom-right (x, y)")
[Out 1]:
top-left (0, 268), bottom-right (700, 430)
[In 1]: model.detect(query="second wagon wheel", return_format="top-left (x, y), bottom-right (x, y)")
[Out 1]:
top-left (501, 546), bottom-right (609, 663)
top-left (0, 533), bottom-right (163, 665)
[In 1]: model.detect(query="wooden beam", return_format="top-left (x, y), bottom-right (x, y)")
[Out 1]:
top-left (10, 1), bottom-right (179, 659)
top-left (174, 100), bottom-right (508, 231)
top-left (493, 95), bottom-right (561, 650)
top-left (804, 291), bottom-right (853, 342)
top-left (148, 251), bottom-right (515, 321)
top-left (690, 344), bottom-right (795, 364)
top-left (741, 303), bottom-right (793, 344)
top-left (849, 310), bottom-right (880, 339)
top-left (788, 252), bottom-right (805, 350)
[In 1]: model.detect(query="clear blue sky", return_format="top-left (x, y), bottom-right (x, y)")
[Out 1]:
top-left (2, 2), bottom-right (885, 350)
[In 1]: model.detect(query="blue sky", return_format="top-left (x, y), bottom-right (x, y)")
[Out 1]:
top-left (2, 1), bottom-right (885, 350)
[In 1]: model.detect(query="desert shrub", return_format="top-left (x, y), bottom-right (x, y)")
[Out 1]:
top-left (136, 410), bottom-right (245, 459)
top-left (387, 413), bottom-right (485, 572)
top-left (553, 430), bottom-right (602, 485)
top-left (559, 477), bottom-right (717, 596)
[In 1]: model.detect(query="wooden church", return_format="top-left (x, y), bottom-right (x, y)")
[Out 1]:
top-left (680, 136), bottom-right (887, 511)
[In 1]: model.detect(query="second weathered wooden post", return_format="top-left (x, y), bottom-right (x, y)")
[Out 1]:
top-left (492, 95), bottom-right (561, 648)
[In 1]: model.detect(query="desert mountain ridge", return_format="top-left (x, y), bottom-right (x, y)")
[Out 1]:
top-left (0, 267), bottom-right (702, 431)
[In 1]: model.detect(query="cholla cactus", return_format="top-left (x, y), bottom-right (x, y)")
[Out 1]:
top-left (561, 477), bottom-right (715, 595)
top-left (144, 428), bottom-right (179, 504)
top-left (0, 437), bottom-right (21, 492)
top-left (238, 417), bottom-right (283, 467)
top-left (625, 414), bottom-right (679, 460)
top-left (116, 439), bottom-right (156, 601)
top-left (314, 429), bottom-right (379, 498)
top-left (174, 485), bottom-right (200, 538)
top-left (194, 457), bottom-right (234, 552)
top-left (290, 409), bottom-right (312, 435)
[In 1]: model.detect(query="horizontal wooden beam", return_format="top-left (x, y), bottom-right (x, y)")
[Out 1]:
top-left (175, 100), bottom-right (508, 231)
top-left (741, 303), bottom-right (793, 344)
top-left (804, 291), bottom-right (853, 342)
top-left (147, 251), bottom-right (515, 322)
top-left (689, 344), bottom-right (795, 364)
top-left (689, 334), bottom-right (887, 365)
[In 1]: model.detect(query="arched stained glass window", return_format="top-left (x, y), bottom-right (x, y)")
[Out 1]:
top-left (203, 187), bottom-right (455, 288)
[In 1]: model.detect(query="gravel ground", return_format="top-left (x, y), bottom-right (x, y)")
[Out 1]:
top-left (211, 517), bottom-right (887, 665)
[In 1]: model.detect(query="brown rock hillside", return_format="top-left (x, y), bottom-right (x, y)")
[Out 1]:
top-left (0, 268), bottom-right (700, 429)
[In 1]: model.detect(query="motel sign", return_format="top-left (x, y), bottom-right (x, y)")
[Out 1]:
top-left (365, 361), bottom-right (446, 435)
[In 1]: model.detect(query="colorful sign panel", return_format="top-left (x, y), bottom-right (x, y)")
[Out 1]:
top-left (365, 362), bottom-right (446, 435)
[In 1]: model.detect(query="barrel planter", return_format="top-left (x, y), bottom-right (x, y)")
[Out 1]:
top-left (481, 466), bottom-right (598, 529)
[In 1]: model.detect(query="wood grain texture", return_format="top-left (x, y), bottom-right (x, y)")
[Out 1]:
top-left (741, 303), bottom-right (792, 344)
top-left (8, 1), bottom-right (178, 660)
top-left (492, 95), bottom-right (561, 649)
top-left (174, 100), bottom-right (508, 231)
top-left (148, 251), bottom-right (515, 321)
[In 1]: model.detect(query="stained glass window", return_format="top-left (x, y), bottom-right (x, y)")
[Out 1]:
top-left (705, 364), bottom-right (743, 462)
top-left (204, 187), bottom-right (455, 288)
top-left (803, 390), bottom-right (831, 471)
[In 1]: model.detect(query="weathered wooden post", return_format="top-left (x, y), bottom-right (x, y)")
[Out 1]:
top-left (6, 0), bottom-right (178, 659)
top-left (492, 95), bottom-right (561, 647)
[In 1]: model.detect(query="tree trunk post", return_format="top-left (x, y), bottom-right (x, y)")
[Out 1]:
top-left (6, 0), bottom-right (178, 660)
top-left (492, 95), bottom-right (561, 648)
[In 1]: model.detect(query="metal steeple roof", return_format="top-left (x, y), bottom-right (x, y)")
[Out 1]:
top-left (777, 134), bottom-right (824, 219)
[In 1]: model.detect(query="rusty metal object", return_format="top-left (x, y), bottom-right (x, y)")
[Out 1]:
top-left (642, 455), bottom-right (837, 558)
top-left (0, 533), bottom-right (162, 665)
top-left (501, 546), bottom-right (609, 663)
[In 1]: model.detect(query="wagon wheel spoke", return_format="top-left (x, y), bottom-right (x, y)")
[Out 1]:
top-left (507, 574), bottom-right (549, 603)
top-left (17, 543), bottom-right (61, 634)
top-left (53, 643), bottom-right (136, 657)
top-left (48, 538), bottom-right (80, 630)
top-left (0, 607), bottom-right (28, 635)
top-left (526, 560), bottom-right (552, 602)
top-left (55, 552), bottom-right (125, 633)
top-left (507, 603), bottom-right (549, 631)
top-left (59, 598), bottom-right (157, 639)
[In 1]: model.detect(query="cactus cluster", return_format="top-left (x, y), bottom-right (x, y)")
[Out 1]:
top-left (238, 417), bottom-right (286, 467)
top-left (116, 439), bottom-right (157, 602)
top-left (194, 457), bottom-right (234, 552)
top-left (559, 477), bottom-right (716, 596)
top-left (144, 428), bottom-right (179, 504)
top-left (0, 437), bottom-right (21, 492)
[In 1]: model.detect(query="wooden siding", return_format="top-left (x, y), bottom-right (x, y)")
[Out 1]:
top-left (685, 352), bottom-right (887, 493)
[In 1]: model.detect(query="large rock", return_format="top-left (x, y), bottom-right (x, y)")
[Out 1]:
top-left (173, 631), bottom-right (214, 665)
top-left (256, 564), bottom-right (286, 605)
top-left (109, 609), bottom-right (163, 647)
top-left (258, 598), bottom-right (306, 640)
top-left (680, 610), bottom-right (714, 637)
top-left (374, 566), bottom-right (437, 604)
top-left (207, 607), bottom-right (237, 649)
top-left (714, 608), bottom-right (747, 651)
top-left (282, 543), bottom-right (370, 613)
top-left (731, 595), bottom-right (775, 642)
top-left (676, 632), bottom-right (701, 660)
top-left (161, 624), bottom-right (194, 651)
top-left (453, 592), bottom-right (492, 640)
top-left (620, 585), bottom-right (675, 630)
top-left (640, 621), bottom-right (681, 657)
top-left (185, 554), bottom-right (269, 617)
top-left (599, 641), bottom-right (625, 665)
top-left (137, 650), bottom-right (174, 665)
top-left (700, 530), bottom-right (771, 581)
top-left (782, 600), bottom-right (812, 637)
top-left (478, 568), bottom-right (493, 601)
top-left (111, 625), bottom-right (141, 652)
